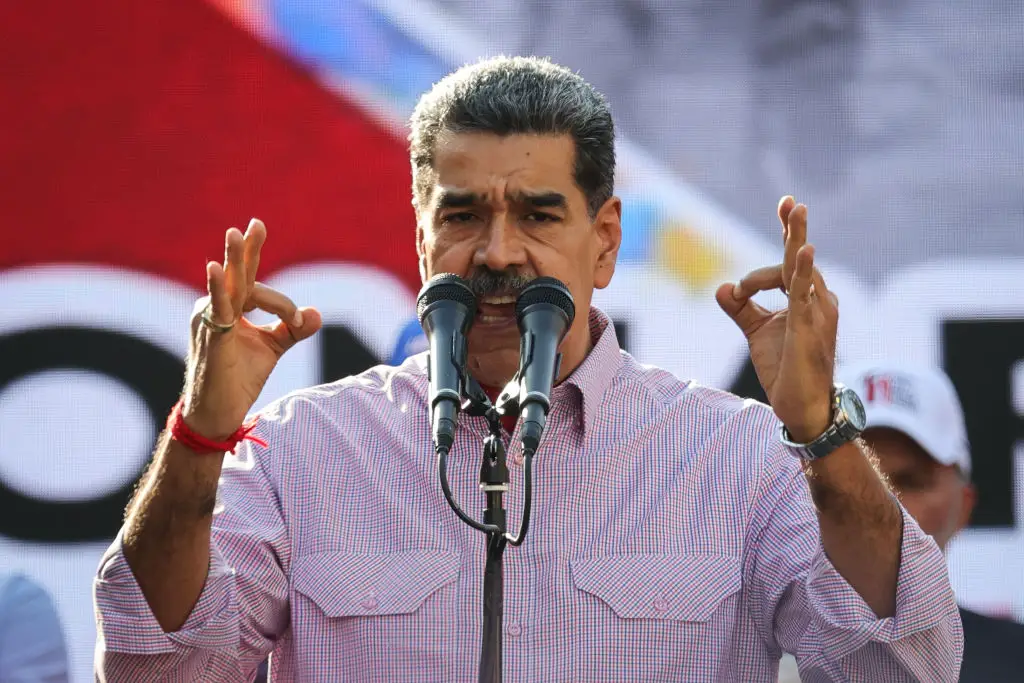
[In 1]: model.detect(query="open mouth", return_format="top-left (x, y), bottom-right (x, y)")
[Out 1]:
top-left (476, 294), bottom-right (517, 325)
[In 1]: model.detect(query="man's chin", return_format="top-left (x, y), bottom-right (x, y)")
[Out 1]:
top-left (466, 344), bottom-right (521, 389)
top-left (468, 316), bottom-right (520, 349)
top-left (472, 314), bottom-right (518, 334)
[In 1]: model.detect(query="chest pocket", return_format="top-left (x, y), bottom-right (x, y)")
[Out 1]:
top-left (567, 553), bottom-right (742, 681)
top-left (570, 553), bottom-right (741, 621)
top-left (292, 550), bottom-right (459, 618)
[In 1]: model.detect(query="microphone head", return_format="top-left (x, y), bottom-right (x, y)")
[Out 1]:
top-left (515, 276), bottom-right (576, 331)
top-left (416, 273), bottom-right (478, 325)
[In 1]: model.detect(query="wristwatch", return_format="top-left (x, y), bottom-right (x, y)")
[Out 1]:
top-left (779, 382), bottom-right (867, 461)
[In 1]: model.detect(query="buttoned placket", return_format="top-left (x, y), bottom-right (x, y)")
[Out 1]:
top-left (501, 453), bottom-right (537, 683)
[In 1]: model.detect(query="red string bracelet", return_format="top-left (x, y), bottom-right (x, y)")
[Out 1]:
top-left (167, 399), bottom-right (267, 454)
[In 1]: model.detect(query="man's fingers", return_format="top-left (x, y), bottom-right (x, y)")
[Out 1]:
top-left (715, 282), bottom-right (773, 336)
top-left (734, 265), bottom-right (784, 299)
top-left (778, 195), bottom-right (795, 241)
top-left (245, 283), bottom-right (323, 353)
top-left (810, 262), bottom-right (839, 311)
top-left (243, 218), bottom-right (266, 294)
top-left (782, 201), bottom-right (807, 291)
top-left (267, 306), bottom-right (323, 352)
top-left (245, 283), bottom-right (303, 326)
top-left (789, 244), bottom-right (816, 308)
top-left (206, 261), bottom-right (234, 324)
top-left (224, 228), bottom-right (246, 315)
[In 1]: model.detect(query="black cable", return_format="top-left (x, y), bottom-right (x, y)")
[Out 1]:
top-left (437, 447), bottom-right (502, 535)
top-left (441, 386), bottom-right (540, 683)
top-left (502, 450), bottom-right (534, 546)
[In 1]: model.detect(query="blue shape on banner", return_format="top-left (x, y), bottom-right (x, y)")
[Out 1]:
top-left (269, 1), bottom-right (447, 113)
top-left (618, 197), bottom-right (659, 262)
top-left (390, 318), bottom-right (428, 365)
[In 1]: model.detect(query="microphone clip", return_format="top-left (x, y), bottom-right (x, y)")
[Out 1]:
top-left (493, 375), bottom-right (522, 420)
top-left (461, 375), bottom-right (504, 437)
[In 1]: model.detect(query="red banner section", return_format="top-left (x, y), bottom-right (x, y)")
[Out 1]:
top-left (0, 0), bottom-right (419, 292)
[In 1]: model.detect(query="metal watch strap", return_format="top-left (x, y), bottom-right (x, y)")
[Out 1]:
top-left (778, 383), bottom-right (862, 461)
top-left (779, 422), bottom-right (849, 461)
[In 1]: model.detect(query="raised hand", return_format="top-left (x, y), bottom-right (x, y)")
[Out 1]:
top-left (181, 218), bottom-right (322, 440)
top-left (715, 197), bottom-right (838, 443)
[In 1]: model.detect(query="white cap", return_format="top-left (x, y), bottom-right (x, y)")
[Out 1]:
top-left (838, 361), bottom-right (972, 476)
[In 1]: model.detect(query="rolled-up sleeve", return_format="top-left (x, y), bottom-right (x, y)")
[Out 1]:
top-left (93, 417), bottom-right (291, 682)
top-left (744, 441), bottom-right (963, 682)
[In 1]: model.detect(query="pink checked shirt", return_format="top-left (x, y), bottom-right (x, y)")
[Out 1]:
top-left (94, 309), bottom-right (962, 682)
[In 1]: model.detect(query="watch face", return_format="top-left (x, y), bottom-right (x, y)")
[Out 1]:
top-left (840, 387), bottom-right (868, 431)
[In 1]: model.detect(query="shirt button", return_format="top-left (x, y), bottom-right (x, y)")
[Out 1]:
top-left (507, 621), bottom-right (522, 637)
top-left (653, 596), bottom-right (669, 613)
top-left (360, 592), bottom-right (378, 611)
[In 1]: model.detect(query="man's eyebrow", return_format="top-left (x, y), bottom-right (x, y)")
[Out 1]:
top-left (510, 191), bottom-right (567, 209)
top-left (436, 190), bottom-right (480, 209)
top-left (436, 189), bottom-right (568, 210)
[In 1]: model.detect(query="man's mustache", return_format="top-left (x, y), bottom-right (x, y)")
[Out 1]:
top-left (467, 269), bottom-right (535, 297)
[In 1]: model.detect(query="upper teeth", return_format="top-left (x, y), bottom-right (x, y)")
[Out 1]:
top-left (482, 295), bottom-right (516, 305)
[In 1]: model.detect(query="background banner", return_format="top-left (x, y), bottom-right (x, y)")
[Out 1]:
top-left (2, 1), bottom-right (1022, 679)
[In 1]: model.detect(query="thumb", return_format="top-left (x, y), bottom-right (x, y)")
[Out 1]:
top-left (270, 306), bottom-right (323, 352)
top-left (715, 282), bottom-right (771, 336)
top-left (715, 282), bottom-right (744, 318)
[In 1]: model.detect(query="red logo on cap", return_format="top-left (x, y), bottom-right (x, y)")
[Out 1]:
top-left (863, 374), bottom-right (918, 411)
top-left (864, 375), bottom-right (893, 404)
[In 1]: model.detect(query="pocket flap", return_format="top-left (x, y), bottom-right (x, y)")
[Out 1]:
top-left (570, 553), bottom-right (741, 622)
top-left (293, 550), bottom-right (459, 617)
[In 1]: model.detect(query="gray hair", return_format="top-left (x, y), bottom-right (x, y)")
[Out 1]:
top-left (409, 56), bottom-right (615, 217)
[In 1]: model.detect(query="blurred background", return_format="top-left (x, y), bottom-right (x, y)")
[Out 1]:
top-left (2, 0), bottom-right (1023, 680)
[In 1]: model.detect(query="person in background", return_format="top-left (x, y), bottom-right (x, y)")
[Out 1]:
top-left (0, 573), bottom-right (69, 682)
top-left (389, 317), bottom-right (428, 366)
top-left (837, 361), bottom-right (1024, 682)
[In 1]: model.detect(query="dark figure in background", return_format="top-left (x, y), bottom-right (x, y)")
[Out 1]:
top-left (841, 360), bottom-right (1024, 682)
top-left (0, 573), bottom-right (69, 682)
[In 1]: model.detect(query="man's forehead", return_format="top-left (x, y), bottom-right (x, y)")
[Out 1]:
top-left (431, 132), bottom-right (576, 182)
top-left (865, 428), bottom-right (939, 470)
top-left (434, 129), bottom-right (575, 155)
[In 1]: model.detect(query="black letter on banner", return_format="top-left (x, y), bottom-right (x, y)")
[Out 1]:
top-left (944, 319), bottom-right (1024, 529)
top-left (0, 327), bottom-right (184, 542)
top-left (320, 325), bottom-right (381, 383)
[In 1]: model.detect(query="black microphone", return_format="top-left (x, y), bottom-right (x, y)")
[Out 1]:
top-left (417, 273), bottom-right (477, 454)
top-left (514, 277), bottom-right (575, 455)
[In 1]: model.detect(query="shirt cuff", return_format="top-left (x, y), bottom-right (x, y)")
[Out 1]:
top-left (805, 504), bottom-right (959, 658)
top-left (93, 527), bottom-right (240, 655)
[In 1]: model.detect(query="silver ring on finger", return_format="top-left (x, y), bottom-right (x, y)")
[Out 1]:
top-left (200, 303), bottom-right (236, 333)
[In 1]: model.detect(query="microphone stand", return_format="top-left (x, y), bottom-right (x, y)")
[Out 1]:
top-left (435, 374), bottom-right (535, 683)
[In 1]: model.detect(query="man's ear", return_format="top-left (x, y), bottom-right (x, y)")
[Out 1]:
top-left (593, 196), bottom-right (622, 290)
top-left (416, 221), bottom-right (428, 282)
top-left (956, 481), bottom-right (976, 533)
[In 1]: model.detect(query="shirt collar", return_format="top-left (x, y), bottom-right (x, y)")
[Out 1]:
top-left (552, 306), bottom-right (623, 435)
top-left (407, 306), bottom-right (623, 436)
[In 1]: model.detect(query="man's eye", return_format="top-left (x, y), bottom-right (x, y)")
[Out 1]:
top-left (441, 212), bottom-right (478, 225)
top-left (525, 212), bottom-right (559, 223)
top-left (891, 475), bottom-right (928, 491)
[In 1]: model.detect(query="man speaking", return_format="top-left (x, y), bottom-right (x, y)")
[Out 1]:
top-left (94, 57), bottom-right (961, 681)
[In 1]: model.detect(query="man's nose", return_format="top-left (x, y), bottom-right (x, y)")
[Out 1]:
top-left (473, 214), bottom-right (527, 272)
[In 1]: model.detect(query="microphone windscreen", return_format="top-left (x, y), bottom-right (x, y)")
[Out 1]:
top-left (515, 277), bottom-right (575, 326)
top-left (416, 273), bottom-right (477, 324)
